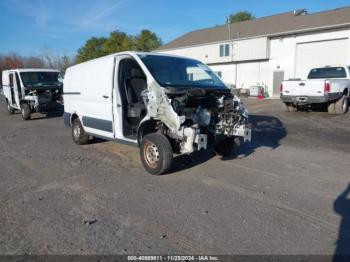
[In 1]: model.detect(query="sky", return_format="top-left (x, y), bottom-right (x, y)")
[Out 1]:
top-left (0, 0), bottom-right (350, 57)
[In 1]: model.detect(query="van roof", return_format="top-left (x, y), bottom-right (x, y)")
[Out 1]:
top-left (70, 51), bottom-right (193, 68)
top-left (2, 68), bottom-right (60, 73)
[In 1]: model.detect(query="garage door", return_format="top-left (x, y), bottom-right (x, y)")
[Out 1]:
top-left (295, 38), bottom-right (348, 79)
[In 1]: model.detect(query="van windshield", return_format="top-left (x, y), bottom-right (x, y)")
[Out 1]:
top-left (20, 72), bottom-right (63, 88)
top-left (308, 67), bottom-right (347, 79)
top-left (139, 54), bottom-right (227, 89)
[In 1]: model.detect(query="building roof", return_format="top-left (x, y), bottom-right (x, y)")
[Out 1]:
top-left (157, 6), bottom-right (350, 51)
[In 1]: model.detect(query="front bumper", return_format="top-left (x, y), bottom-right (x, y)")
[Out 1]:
top-left (35, 101), bottom-right (63, 112)
top-left (233, 125), bottom-right (251, 142)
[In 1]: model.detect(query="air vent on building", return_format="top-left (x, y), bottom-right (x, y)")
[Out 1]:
top-left (294, 9), bottom-right (308, 16)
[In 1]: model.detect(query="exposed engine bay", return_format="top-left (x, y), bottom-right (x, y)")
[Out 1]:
top-left (24, 87), bottom-right (63, 112)
top-left (143, 85), bottom-right (251, 155)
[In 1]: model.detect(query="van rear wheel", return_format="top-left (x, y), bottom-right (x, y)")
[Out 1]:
top-left (140, 133), bottom-right (173, 175)
top-left (72, 118), bottom-right (89, 145)
top-left (6, 101), bottom-right (15, 114)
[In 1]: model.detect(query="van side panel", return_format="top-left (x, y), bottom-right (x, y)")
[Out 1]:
top-left (2, 71), bottom-right (10, 101)
top-left (64, 56), bottom-right (115, 138)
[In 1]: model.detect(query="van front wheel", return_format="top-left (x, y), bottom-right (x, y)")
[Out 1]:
top-left (140, 133), bottom-right (173, 175)
top-left (21, 103), bottom-right (31, 120)
top-left (72, 118), bottom-right (89, 145)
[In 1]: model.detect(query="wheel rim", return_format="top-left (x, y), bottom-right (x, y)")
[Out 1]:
top-left (144, 141), bottom-right (159, 168)
top-left (21, 108), bottom-right (24, 116)
top-left (73, 124), bottom-right (81, 140)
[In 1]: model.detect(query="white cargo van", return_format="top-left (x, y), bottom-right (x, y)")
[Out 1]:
top-left (2, 69), bottom-right (63, 120)
top-left (64, 52), bottom-right (251, 175)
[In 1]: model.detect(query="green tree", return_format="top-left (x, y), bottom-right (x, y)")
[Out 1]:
top-left (76, 37), bottom-right (108, 63)
top-left (134, 29), bottom-right (162, 52)
top-left (228, 11), bottom-right (255, 23)
top-left (76, 29), bottom-right (163, 63)
top-left (103, 31), bottom-right (134, 53)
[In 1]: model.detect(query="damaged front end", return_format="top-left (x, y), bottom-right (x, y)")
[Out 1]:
top-left (23, 87), bottom-right (63, 113)
top-left (142, 82), bottom-right (251, 155)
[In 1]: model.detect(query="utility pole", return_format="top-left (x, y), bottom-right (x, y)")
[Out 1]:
top-left (227, 16), bottom-right (237, 88)
top-left (226, 16), bottom-right (231, 42)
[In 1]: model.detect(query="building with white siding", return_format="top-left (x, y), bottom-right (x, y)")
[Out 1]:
top-left (156, 7), bottom-right (350, 98)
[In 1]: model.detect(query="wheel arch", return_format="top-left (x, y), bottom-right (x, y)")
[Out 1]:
top-left (137, 119), bottom-right (158, 146)
top-left (19, 99), bottom-right (29, 106)
top-left (70, 113), bottom-right (80, 125)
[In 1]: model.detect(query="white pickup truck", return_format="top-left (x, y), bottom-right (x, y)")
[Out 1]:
top-left (280, 66), bottom-right (350, 114)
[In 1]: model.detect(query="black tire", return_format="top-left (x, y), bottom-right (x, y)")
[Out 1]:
top-left (21, 103), bottom-right (31, 120)
top-left (140, 133), bottom-right (173, 175)
top-left (6, 100), bottom-right (15, 114)
top-left (284, 103), bottom-right (297, 112)
top-left (71, 118), bottom-right (89, 145)
top-left (215, 136), bottom-right (235, 157)
top-left (327, 101), bottom-right (336, 114)
top-left (334, 95), bottom-right (348, 115)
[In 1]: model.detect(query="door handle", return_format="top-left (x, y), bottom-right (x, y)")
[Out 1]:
top-left (102, 95), bottom-right (109, 99)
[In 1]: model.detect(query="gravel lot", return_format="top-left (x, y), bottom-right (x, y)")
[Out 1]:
top-left (0, 97), bottom-right (349, 256)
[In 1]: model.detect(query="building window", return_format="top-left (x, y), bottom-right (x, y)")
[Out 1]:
top-left (219, 44), bottom-right (230, 57)
top-left (225, 44), bottom-right (230, 56)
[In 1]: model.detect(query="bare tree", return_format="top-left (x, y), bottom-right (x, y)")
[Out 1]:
top-left (25, 56), bottom-right (45, 68)
top-left (0, 53), bottom-right (24, 85)
top-left (0, 50), bottom-right (76, 85)
top-left (59, 55), bottom-right (74, 75)
top-left (40, 48), bottom-right (76, 74)
top-left (3, 53), bottom-right (24, 69)
top-left (41, 48), bottom-right (60, 69)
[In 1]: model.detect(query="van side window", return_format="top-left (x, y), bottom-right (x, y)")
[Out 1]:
top-left (9, 74), bottom-right (13, 87)
top-left (15, 73), bottom-right (22, 97)
top-left (15, 73), bottom-right (21, 87)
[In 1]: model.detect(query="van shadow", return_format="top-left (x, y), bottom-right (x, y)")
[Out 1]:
top-left (224, 114), bottom-right (287, 160)
top-left (333, 183), bottom-right (350, 262)
top-left (170, 150), bottom-right (217, 174)
top-left (88, 137), bottom-right (108, 145)
top-left (30, 110), bottom-right (64, 121)
top-left (169, 114), bottom-right (287, 173)
top-left (28, 104), bottom-right (64, 121)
